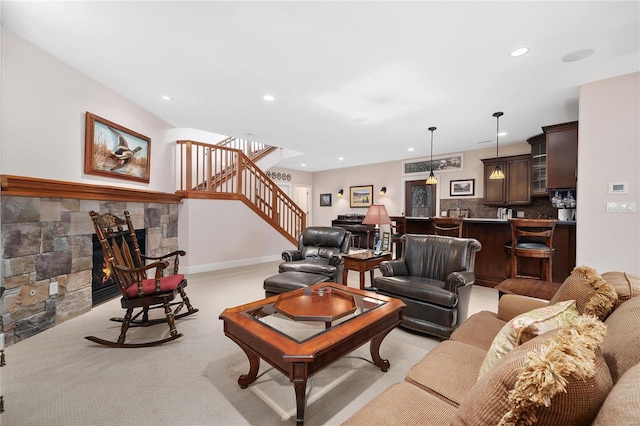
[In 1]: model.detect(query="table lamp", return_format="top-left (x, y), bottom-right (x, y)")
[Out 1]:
top-left (362, 204), bottom-right (392, 254)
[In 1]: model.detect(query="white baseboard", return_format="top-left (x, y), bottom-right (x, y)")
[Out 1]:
top-left (182, 254), bottom-right (281, 275)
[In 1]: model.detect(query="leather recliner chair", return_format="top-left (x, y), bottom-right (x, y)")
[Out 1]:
top-left (372, 234), bottom-right (482, 339)
top-left (279, 226), bottom-right (351, 284)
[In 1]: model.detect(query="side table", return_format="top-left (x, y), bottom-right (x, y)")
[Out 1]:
top-left (343, 251), bottom-right (392, 290)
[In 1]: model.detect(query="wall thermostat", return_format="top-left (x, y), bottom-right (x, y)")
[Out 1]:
top-left (608, 182), bottom-right (628, 194)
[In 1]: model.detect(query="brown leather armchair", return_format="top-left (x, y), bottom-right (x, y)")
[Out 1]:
top-left (279, 226), bottom-right (351, 283)
top-left (372, 234), bottom-right (481, 339)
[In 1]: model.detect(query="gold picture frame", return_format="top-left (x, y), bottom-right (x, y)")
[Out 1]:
top-left (84, 112), bottom-right (151, 183)
top-left (349, 185), bottom-right (373, 208)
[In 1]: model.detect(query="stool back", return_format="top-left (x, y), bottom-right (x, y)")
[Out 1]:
top-left (431, 217), bottom-right (464, 238)
top-left (507, 218), bottom-right (559, 281)
top-left (508, 218), bottom-right (558, 251)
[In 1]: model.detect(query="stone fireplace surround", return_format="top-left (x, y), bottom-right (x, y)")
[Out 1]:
top-left (1, 176), bottom-right (181, 346)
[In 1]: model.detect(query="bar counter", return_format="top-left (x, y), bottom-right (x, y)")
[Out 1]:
top-left (392, 217), bottom-right (576, 287)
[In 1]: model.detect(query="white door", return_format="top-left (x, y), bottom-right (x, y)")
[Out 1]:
top-left (294, 185), bottom-right (312, 227)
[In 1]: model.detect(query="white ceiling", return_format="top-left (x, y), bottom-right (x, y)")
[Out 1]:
top-left (2, 1), bottom-right (639, 172)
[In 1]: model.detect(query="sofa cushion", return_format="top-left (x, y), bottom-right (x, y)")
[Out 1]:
top-left (341, 381), bottom-right (457, 426)
top-left (278, 259), bottom-right (337, 278)
top-left (601, 271), bottom-right (640, 308)
top-left (601, 294), bottom-right (640, 383)
top-left (450, 310), bottom-right (506, 351)
top-left (479, 300), bottom-right (579, 377)
top-left (405, 340), bottom-right (487, 406)
top-left (452, 316), bottom-right (612, 426)
top-left (549, 266), bottom-right (617, 320)
top-left (592, 362), bottom-right (640, 425)
top-left (373, 276), bottom-right (456, 307)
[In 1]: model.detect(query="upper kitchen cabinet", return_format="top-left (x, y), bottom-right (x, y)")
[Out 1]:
top-left (482, 154), bottom-right (532, 206)
top-left (528, 121), bottom-right (578, 193)
top-left (527, 133), bottom-right (547, 196)
top-left (544, 121), bottom-right (578, 189)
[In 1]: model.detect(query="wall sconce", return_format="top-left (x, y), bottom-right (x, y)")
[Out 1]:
top-left (337, 189), bottom-right (344, 197)
top-left (379, 187), bottom-right (387, 196)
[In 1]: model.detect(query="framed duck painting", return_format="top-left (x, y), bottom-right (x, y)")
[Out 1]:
top-left (84, 112), bottom-right (151, 183)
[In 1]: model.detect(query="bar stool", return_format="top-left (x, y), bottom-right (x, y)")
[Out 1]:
top-left (390, 218), bottom-right (405, 258)
top-left (504, 218), bottom-right (558, 281)
top-left (431, 217), bottom-right (464, 238)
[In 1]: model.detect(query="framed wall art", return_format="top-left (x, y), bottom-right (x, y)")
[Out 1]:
top-left (320, 193), bottom-right (332, 207)
top-left (450, 179), bottom-right (475, 196)
top-left (402, 153), bottom-right (463, 176)
top-left (84, 112), bottom-right (151, 183)
top-left (350, 185), bottom-right (373, 208)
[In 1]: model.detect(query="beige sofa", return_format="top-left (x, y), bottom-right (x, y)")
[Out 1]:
top-left (344, 268), bottom-right (640, 425)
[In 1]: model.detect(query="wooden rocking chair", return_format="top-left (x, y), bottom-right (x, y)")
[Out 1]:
top-left (87, 210), bottom-right (198, 348)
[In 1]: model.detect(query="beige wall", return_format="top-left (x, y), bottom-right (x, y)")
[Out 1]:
top-left (311, 142), bottom-right (530, 227)
top-left (1, 28), bottom-right (175, 192)
top-left (577, 72), bottom-right (640, 273)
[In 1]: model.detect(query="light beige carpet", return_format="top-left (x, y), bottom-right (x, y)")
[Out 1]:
top-left (2, 261), bottom-right (498, 425)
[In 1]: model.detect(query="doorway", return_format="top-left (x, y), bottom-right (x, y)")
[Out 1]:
top-left (405, 179), bottom-right (437, 217)
top-left (294, 184), bottom-right (312, 227)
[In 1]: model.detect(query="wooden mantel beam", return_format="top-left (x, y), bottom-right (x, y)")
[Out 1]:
top-left (1, 175), bottom-right (182, 204)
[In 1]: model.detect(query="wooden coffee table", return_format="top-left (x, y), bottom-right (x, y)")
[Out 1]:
top-left (219, 283), bottom-right (405, 425)
top-left (343, 250), bottom-right (392, 289)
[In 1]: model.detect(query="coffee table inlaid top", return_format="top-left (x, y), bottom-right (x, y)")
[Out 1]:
top-left (274, 288), bottom-right (357, 322)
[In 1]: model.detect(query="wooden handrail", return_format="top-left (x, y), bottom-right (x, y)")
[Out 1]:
top-left (176, 140), bottom-right (305, 244)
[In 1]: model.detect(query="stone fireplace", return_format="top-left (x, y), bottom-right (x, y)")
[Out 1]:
top-left (1, 177), bottom-right (181, 346)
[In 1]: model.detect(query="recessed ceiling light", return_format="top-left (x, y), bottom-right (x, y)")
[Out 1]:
top-left (301, 163), bottom-right (306, 167)
top-left (161, 95), bottom-right (172, 101)
top-left (562, 49), bottom-right (595, 62)
top-left (263, 94), bottom-right (275, 101)
top-left (338, 157), bottom-right (344, 161)
top-left (408, 147), bottom-right (415, 152)
top-left (498, 132), bottom-right (507, 137)
top-left (510, 47), bottom-right (529, 57)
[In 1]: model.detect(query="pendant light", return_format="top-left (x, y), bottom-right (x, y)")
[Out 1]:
top-left (425, 126), bottom-right (438, 185)
top-left (489, 112), bottom-right (505, 180)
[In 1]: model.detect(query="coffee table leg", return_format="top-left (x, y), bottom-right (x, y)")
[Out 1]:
top-left (292, 363), bottom-right (307, 425)
top-left (370, 328), bottom-right (393, 372)
top-left (236, 341), bottom-right (261, 388)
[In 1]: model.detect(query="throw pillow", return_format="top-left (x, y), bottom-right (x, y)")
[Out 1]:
top-left (498, 315), bottom-right (611, 425)
top-left (479, 300), bottom-right (578, 377)
top-left (549, 266), bottom-right (617, 320)
top-left (601, 271), bottom-right (640, 308)
top-left (592, 362), bottom-right (640, 425)
top-left (453, 316), bottom-right (613, 426)
top-left (601, 294), bottom-right (640, 383)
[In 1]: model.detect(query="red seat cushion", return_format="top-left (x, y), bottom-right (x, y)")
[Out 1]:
top-left (126, 274), bottom-right (184, 298)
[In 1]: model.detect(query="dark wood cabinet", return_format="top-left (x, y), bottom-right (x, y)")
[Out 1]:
top-left (544, 121), bottom-right (578, 189)
top-left (482, 154), bottom-right (532, 206)
top-left (527, 133), bottom-right (547, 196)
top-left (528, 121), bottom-right (578, 193)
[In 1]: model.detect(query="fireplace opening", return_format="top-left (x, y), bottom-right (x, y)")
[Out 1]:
top-left (91, 229), bottom-right (146, 306)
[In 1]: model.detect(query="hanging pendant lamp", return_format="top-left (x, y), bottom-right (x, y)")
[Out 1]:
top-left (489, 112), bottom-right (506, 180)
top-left (426, 126), bottom-right (438, 185)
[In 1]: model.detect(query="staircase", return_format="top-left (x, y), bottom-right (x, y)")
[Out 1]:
top-left (176, 139), bottom-right (306, 245)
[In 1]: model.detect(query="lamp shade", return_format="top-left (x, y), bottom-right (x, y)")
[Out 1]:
top-left (362, 204), bottom-right (392, 226)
